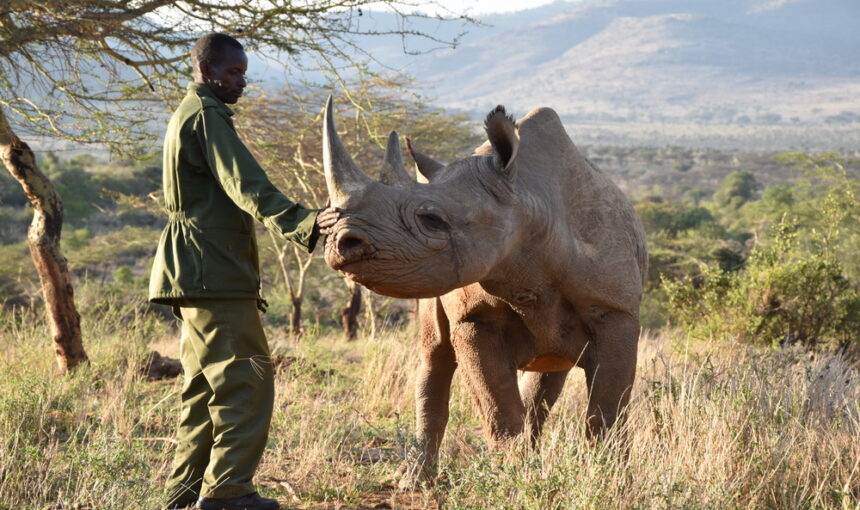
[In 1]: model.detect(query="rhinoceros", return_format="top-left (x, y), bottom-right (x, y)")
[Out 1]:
top-left (320, 97), bottom-right (647, 480)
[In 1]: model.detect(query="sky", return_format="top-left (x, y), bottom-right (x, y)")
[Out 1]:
top-left (365, 0), bottom-right (570, 15)
top-left (439, 0), bottom-right (563, 14)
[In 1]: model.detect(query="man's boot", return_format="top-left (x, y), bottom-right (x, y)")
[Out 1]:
top-left (196, 492), bottom-right (279, 510)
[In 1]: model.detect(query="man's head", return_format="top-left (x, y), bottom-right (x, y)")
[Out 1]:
top-left (191, 33), bottom-right (247, 104)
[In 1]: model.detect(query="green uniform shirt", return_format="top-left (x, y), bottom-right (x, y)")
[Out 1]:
top-left (149, 82), bottom-right (318, 304)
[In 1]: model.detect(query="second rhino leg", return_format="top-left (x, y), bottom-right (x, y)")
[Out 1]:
top-left (519, 370), bottom-right (570, 444)
top-left (582, 311), bottom-right (639, 440)
top-left (452, 320), bottom-right (525, 448)
top-left (413, 298), bottom-right (457, 471)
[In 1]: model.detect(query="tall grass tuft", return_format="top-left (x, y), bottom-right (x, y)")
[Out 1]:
top-left (439, 335), bottom-right (859, 509)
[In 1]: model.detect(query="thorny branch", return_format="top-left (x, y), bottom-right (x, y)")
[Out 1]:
top-left (1, 0), bottom-right (475, 153)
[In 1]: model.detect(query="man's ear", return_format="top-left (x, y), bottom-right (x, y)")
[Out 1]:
top-left (197, 59), bottom-right (210, 80)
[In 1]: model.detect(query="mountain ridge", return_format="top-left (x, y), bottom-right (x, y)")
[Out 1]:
top-left (393, 0), bottom-right (859, 132)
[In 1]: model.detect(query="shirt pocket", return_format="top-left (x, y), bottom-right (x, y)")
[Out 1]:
top-left (200, 228), bottom-right (259, 293)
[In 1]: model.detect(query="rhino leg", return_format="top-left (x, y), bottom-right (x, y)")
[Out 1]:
top-left (453, 320), bottom-right (525, 448)
top-left (399, 298), bottom-right (456, 487)
top-left (582, 312), bottom-right (639, 440)
top-left (415, 298), bottom-right (457, 466)
top-left (519, 370), bottom-right (570, 444)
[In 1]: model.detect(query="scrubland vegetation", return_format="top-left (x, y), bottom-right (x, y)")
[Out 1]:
top-left (5, 1), bottom-right (855, 507)
top-left (1, 147), bottom-right (858, 508)
top-left (1, 293), bottom-right (857, 509)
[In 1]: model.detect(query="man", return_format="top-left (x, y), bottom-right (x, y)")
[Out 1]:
top-left (149, 33), bottom-right (339, 510)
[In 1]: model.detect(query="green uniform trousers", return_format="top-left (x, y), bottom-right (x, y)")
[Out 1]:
top-left (165, 298), bottom-right (274, 505)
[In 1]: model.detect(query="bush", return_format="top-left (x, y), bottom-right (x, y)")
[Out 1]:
top-left (712, 170), bottom-right (759, 209)
top-left (112, 266), bottom-right (133, 285)
top-left (663, 221), bottom-right (860, 349)
top-left (636, 200), bottom-right (716, 237)
top-left (44, 160), bottom-right (101, 225)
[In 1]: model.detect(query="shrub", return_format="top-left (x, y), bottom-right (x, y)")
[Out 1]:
top-left (636, 200), bottom-right (716, 237)
top-left (712, 170), bottom-right (759, 209)
top-left (112, 266), bottom-right (133, 285)
top-left (663, 220), bottom-right (860, 349)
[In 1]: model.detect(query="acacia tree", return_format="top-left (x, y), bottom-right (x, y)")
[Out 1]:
top-left (238, 75), bottom-right (483, 337)
top-left (0, 1), bottom-right (471, 370)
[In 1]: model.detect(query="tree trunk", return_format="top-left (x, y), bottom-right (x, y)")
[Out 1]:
top-left (290, 295), bottom-right (303, 336)
top-left (365, 289), bottom-right (377, 339)
top-left (0, 107), bottom-right (88, 372)
top-left (409, 299), bottom-right (419, 322)
top-left (341, 279), bottom-right (362, 340)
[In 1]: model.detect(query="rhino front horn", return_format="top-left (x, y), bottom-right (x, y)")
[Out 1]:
top-left (323, 95), bottom-right (373, 207)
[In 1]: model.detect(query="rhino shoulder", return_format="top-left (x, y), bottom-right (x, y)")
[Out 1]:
top-left (473, 140), bottom-right (493, 156)
top-left (472, 107), bottom-right (566, 157)
top-left (517, 107), bottom-right (563, 129)
top-left (517, 107), bottom-right (570, 150)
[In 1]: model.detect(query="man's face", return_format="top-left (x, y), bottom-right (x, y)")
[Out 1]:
top-left (201, 47), bottom-right (248, 104)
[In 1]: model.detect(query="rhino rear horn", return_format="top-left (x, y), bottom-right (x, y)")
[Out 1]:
top-left (379, 131), bottom-right (414, 188)
top-left (322, 96), bottom-right (373, 206)
top-left (484, 105), bottom-right (519, 177)
top-left (406, 137), bottom-right (444, 183)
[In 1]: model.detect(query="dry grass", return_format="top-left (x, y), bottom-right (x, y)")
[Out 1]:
top-left (0, 300), bottom-right (858, 509)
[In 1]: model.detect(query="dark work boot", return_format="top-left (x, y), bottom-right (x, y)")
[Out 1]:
top-left (196, 492), bottom-right (280, 510)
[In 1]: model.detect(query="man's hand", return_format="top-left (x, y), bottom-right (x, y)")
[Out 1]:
top-left (315, 206), bottom-right (340, 236)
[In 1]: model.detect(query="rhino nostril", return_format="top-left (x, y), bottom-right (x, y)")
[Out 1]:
top-left (337, 233), bottom-right (370, 258)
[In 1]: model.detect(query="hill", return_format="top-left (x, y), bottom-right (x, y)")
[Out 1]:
top-left (335, 0), bottom-right (860, 149)
top-left (13, 0), bottom-right (859, 152)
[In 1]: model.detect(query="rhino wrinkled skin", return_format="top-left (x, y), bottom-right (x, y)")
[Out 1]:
top-left (321, 98), bottom-right (648, 483)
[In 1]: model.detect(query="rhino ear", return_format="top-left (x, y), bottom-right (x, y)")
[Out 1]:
top-left (484, 105), bottom-right (519, 177)
top-left (406, 137), bottom-right (444, 183)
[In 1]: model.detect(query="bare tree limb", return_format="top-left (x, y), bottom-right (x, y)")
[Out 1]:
top-left (0, 105), bottom-right (87, 372)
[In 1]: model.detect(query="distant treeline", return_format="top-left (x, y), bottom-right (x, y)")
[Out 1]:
top-left (1, 148), bottom-right (857, 350)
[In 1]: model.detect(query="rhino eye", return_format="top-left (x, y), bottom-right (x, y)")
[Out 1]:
top-left (417, 212), bottom-right (449, 232)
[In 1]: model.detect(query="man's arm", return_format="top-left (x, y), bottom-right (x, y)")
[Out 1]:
top-left (196, 106), bottom-right (335, 251)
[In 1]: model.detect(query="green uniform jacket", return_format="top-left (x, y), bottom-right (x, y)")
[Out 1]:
top-left (149, 82), bottom-right (319, 304)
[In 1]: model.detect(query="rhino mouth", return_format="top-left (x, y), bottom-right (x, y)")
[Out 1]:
top-left (327, 250), bottom-right (378, 272)
top-left (334, 256), bottom-right (375, 273)
top-left (326, 246), bottom-right (378, 272)
top-left (333, 254), bottom-right (420, 293)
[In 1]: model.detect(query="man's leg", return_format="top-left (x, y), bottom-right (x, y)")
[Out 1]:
top-left (180, 298), bottom-right (275, 499)
top-left (165, 304), bottom-right (215, 507)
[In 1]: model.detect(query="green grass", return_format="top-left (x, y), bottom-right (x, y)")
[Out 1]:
top-left (0, 290), bottom-right (857, 509)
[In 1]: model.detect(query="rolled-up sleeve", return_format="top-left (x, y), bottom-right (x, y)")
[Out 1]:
top-left (196, 106), bottom-right (320, 252)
